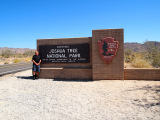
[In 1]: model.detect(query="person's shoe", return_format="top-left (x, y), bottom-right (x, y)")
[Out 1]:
top-left (35, 75), bottom-right (38, 79)
top-left (33, 75), bottom-right (35, 80)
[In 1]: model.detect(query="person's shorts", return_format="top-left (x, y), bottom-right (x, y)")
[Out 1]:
top-left (33, 64), bottom-right (40, 72)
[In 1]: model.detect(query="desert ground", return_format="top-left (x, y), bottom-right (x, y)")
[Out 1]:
top-left (0, 70), bottom-right (160, 120)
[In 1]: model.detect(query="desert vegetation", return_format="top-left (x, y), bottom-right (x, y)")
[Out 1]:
top-left (124, 41), bottom-right (160, 68)
top-left (0, 49), bottom-right (35, 65)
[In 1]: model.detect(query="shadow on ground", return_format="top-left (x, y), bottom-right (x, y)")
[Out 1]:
top-left (53, 79), bottom-right (93, 82)
top-left (127, 85), bottom-right (160, 108)
top-left (17, 76), bottom-right (33, 80)
top-left (16, 76), bottom-right (93, 82)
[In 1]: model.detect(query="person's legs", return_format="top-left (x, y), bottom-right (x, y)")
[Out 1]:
top-left (35, 72), bottom-right (39, 79)
top-left (33, 64), bottom-right (36, 80)
top-left (36, 72), bottom-right (39, 75)
top-left (33, 71), bottom-right (36, 75)
top-left (35, 65), bottom-right (40, 79)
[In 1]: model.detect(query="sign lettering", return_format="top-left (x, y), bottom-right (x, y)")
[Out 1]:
top-left (39, 44), bottom-right (90, 63)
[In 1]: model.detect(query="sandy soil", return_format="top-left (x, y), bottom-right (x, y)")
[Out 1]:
top-left (0, 70), bottom-right (160, 120)
top-left (124, 62), bottom-right (133, 68)
top-left (0, 57), bottom-right (14, 65)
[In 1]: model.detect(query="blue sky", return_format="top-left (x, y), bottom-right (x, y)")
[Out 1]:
top-left (0, 0), bottom-right (160, 49)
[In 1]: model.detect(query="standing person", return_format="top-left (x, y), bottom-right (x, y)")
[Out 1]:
top-left (32, 51), bottom-right (41, 80)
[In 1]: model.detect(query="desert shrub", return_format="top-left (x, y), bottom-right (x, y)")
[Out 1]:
top-left (131, 52), bottom-right (152, 68)
top-left (15, 54), bottom-right (23, 58)
top-left (125, 54), bottom-right (135, 63)
top-left (23, 57), bottom-right (32, 62)
top-left (131, 58), bottom-right (152, 68)
top-left (144, 41), bottom-right (160, 68)
top-left (124, 49), bottom-right (135, 63)
top-left (4, 62), bottom-right (8, 64)
top-left (125, 41), bottom-right (160, 68)
top-left (1, 49), bottom-right (12, 58)
top-left (144, 51), bottom-right (160, 68)
top-left (151, 53), bottom-right (160, 68)
top-left (13, 58), bottom-right (20, 63)
top-left (125, 49), bottom-right (133, 56)
top-left (23, 50), bottom-right (34, 57)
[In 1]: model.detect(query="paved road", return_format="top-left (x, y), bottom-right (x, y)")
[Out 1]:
top-left (0, 62), bottom-right (32, 76)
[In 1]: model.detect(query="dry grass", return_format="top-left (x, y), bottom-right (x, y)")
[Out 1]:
top-left (21, 57), bottom-right (32, 62)
top-left (131, 58), bottom-right (152, 68)
top-left (13, 57), bottom-right (32, 63)
top-left (13, 58), bottom-right (20, 63)
top-left (0, 57), bottom-right (32, 65)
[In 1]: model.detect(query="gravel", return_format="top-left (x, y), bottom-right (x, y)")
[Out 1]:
top-left (0, 70), bottom-right (160, 120)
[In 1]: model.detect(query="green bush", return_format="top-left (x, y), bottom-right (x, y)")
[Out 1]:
top-left (1, 49), bottom-right (12, 58)
top-left (23, 50), bottom-right (34, 57)
top-left (152, 54), bottom-right (160, 68)
top-left (124, 49), bottom-right (135, 63)
top-left (144, 41), bottom-right (160, 68)
top-left (4, 61), bottom-right (9, 64)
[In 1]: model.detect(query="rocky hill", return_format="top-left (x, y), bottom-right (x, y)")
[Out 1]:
top-left (0, 41), bottom-right (160, 54)
top-left (0, 47), bottom-right (36, 54)
top-left (124, 41), bottom-right (160, 52)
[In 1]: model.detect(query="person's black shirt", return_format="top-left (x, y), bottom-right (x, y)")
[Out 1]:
top-left (32, 55), bottom-right (41, 63)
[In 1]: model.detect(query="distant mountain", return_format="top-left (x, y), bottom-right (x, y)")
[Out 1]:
top-left (124, 41), bottom-right (160, 52)
top-left (1, 41), bottom-right (160, 54)
top-left (0, 47), bottom-right (36, 54)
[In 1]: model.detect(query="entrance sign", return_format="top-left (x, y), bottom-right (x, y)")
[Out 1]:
top-left (39, 43), bottom-right (90, 63)
top-left (37, 29), bottom-right (124, 80)
top-left (98, 37), bottom-right (119, 64)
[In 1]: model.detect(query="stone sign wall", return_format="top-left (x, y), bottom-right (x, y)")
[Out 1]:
top-left (37, 37), bottom-right (92, 80)
top-left (92, 29), bottom-right (124, 80)
top-left (37, 29), bottom-right (124, 80)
